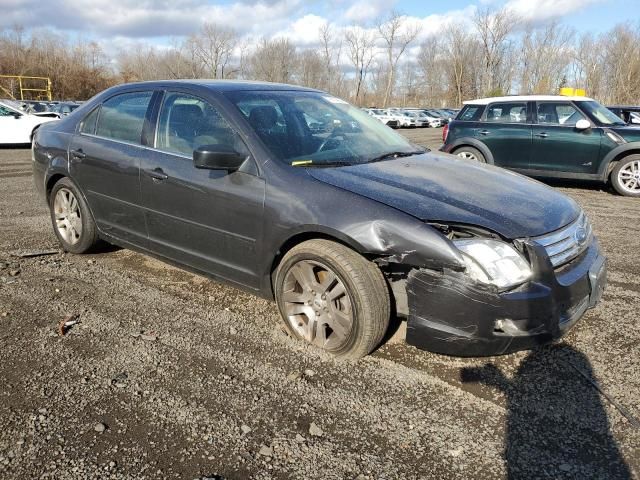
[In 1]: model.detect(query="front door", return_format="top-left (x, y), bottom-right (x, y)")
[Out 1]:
top-left (530, 101), bottom-right (602, 174)
top-left (140, 91), bottom-right (265, 289)
top-left (0, 104), bottom-right (26, 143)
top-left (68, 91), bottom-right (154, 246)
top-left (477, 101), bottom-right (532, 169)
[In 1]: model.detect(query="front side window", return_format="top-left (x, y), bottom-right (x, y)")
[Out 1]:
top-left (485, 103), bottom-right (527, 123)
top-left (537, 102), bottom-right (586, 126)
top-left (225, 91), bottom-right (421, 166)
top-left (95, 91), bottom-right (153, 144)
top-left (156, 93), bottom-right (247, 157)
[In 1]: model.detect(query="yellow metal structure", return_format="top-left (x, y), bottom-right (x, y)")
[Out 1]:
top-left (559, 87), bottom-right (586, 97)
top-left (0, 75), bottom-right (52, 101)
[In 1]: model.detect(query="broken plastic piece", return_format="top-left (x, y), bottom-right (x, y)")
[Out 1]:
top-left (58, 313), bottom-right (80, 336)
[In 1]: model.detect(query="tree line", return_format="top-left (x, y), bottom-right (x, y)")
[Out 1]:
top-left (1, 8), bottom-right (639, 107)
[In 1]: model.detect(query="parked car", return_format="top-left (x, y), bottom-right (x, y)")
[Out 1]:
top-left (607, 105), bottom-right (640, 125)
top-left (441, 95), bottom-right (640, 197)
top-left (20, 100), bottom-right (61, 118)
top-left (0, 99), bottom-right (57, 144)
top-left (366, 108), bottom-right (399, 128)
top-left (33, 81), bottom-right (606, 358)
top-left (53, 102), bottom-right (81, 117)
top-left (419, 109), bottom-right (445, 127)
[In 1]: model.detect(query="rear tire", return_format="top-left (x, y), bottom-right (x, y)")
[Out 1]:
top-left (454, 146), bottom-right (486, 163)
top-left (274, 239), bottom-right (390, 359)
top-left (49, 177), bottom-right (99, 253)
top-left (610, 155), bottom-right (640, 197)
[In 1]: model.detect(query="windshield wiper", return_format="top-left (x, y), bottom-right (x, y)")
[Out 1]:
top-left (290, 160), bottom-right (353, 168)
top-left (366, 150), bottom-right (426, 164)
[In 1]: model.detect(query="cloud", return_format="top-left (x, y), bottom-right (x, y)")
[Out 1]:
top-left (343, 0), bottom-right (395, 23)
top-left (272, 14), bottom-right (327, 45)
top-left (504, 0), bottom-right (604, 25)
top-left (0, 0), bottom-right (306, 38)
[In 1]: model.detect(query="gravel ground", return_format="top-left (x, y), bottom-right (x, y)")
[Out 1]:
top-left (0, 129), bottom-right (638, 479)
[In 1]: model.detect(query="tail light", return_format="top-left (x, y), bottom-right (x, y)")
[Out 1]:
top-left (442, 123), bottom-right (449, 143)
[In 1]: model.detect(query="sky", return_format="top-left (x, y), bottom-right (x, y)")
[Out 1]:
top-left (0, 0), bottom-right (637, 51)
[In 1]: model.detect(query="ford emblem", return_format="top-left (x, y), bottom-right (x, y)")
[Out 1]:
top-left (574, 227), bottom-right (588, 246)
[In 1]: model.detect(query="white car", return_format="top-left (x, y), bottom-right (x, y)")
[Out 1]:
top-left (367, 109), bottom-right (400, 128)
top-left (0, 100), bottom-right (57, 144)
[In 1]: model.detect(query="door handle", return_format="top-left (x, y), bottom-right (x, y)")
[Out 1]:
top-left (535, 132), bottom-right (549, 138)
top-left (478, 130), bottom-right (490, 135)
top-left (147, 168), bottom-right (168, 181)
top-left (70, 149), bottom-right (86, 159)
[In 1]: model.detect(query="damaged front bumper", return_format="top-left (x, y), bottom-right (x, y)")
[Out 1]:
top-left (405, 238), bottom-right (607, 357)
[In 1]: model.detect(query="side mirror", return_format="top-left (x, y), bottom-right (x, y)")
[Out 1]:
top-left (193, 144), bottom-right (247, 171)
top-left (12, 113), bottom-right (22, 119)
top-left (575, 119), bottom-right (591, 131)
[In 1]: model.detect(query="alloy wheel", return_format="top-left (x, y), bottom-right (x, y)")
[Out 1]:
top-left (457, 151), bottom-right (478, 161)
top-left (617, 160), bottom-right (640, 194)
top-left (281, 260), bottom-right (354, 350)
top-left (53, 188), bottom-right (83, 245)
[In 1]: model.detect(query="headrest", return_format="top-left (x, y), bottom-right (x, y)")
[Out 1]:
top-left (249, 106), bottom-right (278, 129)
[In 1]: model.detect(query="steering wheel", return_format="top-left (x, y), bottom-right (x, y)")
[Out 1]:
top-left (316, 129), bottom-right (344, 153)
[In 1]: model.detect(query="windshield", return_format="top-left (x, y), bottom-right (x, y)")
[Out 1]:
top-left (577, 101), bottom-right (625, 126)
top-left (226, 91), bottom-right (424, 166)
top-left (0, 101), bottom-right (21, 115)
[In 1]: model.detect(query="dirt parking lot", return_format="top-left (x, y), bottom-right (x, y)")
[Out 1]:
top-left (0, 128), bottom-right (638, 479)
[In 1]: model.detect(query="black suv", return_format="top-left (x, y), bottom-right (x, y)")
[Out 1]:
top-left (441, 95), bottom-right (640, 196)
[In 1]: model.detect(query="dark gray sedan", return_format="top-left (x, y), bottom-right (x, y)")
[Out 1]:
top-left (33, 80), bottom-right (606, 358)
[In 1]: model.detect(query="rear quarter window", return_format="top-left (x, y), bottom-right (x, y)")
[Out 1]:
top-left (457, 105), bottom-right (484, 121)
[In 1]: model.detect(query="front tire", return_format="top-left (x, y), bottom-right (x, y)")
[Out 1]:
top-left (611, 155), bottom-right (640, 197)
top-left (454, 146), bottom-right (486, 163)
top-left (49, 177), bottom-right (99, 253)
top-left (274, 239), bottom-right (390, 359)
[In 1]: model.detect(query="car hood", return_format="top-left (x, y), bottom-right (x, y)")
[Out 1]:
top-left (306, 152), bottom-right (581, 239)
top-left (610, 125), bottom-right (640, 142)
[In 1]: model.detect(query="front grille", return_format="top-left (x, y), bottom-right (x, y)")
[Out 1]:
top-left (531, 212), bottom-right (593, 268)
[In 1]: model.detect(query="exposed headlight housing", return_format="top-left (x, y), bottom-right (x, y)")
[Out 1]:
top-left (454, 239), bottom-right (532, 289)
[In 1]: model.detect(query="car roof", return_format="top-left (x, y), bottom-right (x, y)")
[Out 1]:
top-left (112, 79), bottom-right (322, 93)
top-left (463, 95), bottom-right (595, 105)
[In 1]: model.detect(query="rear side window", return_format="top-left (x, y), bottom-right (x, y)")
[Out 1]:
top-left (95, 92), bottom-right (153, 144)
top-left (485, 102), bottom-right (527, 123)
top-left (79, 107), bottom-right (99, 134)
top-left (457, 105), bottom-right (484, 121)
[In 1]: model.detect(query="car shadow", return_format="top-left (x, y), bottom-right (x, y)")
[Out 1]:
top-left (0, 144), bottom-right (31, 150)
top-left (460, 344), bottom-right (631, 479)
top-left (537, 177), bottom-right (612, 193)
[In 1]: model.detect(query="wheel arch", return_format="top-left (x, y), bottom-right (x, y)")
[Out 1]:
top-left (448, 138), bottom-right (495, 165)
top-left (598, 142), bottom-right (640, 181)
top-left (267, 228), bottom-right (375, 299)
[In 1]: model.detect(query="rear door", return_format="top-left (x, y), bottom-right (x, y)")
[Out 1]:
top-left (530, 101), bottom-right (602, 174)
top-left (477, 101), bottom-right (532, 169)
top-left (68, 90), bottom-right (155, 246)
top-left (140, 90), bottom-right (265, 288)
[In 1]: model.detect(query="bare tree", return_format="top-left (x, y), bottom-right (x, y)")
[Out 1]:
top-left (377, 11), bottom-right (421, 107)
top-left (318, 23), bottom-right (344, 94)
top-left (249, 37), bottom-right (298, 83)
top-left (473, 7), bottom-right (519, 96)
top-left (601, 23), bottom-right (640, 104)
top-left (189, 22), bottom-right (237, 79)
top-left (520, 21), bottom-right (575, 94)
top-left (441, 24), bottom-right (480, 106)
top-left (344, 27), bottom-right (376, 104)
